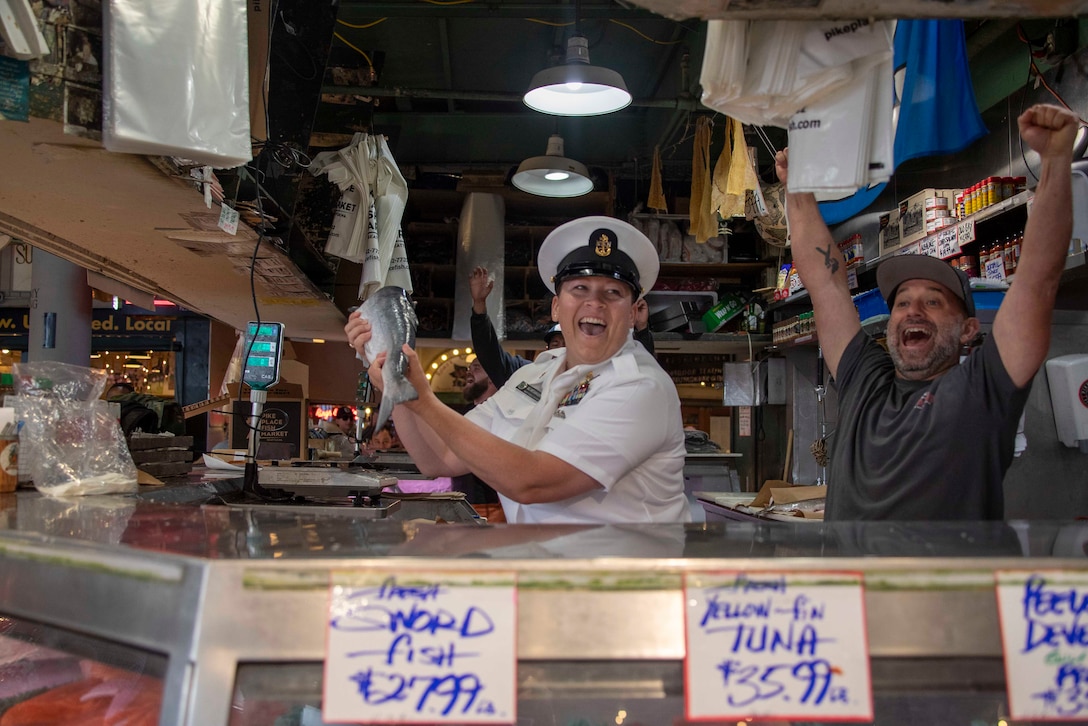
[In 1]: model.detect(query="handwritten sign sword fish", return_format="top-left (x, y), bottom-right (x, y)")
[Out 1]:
top-left (359, 286), bottom-right (419, 431)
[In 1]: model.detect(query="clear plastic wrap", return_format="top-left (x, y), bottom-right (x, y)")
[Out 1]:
top-left (12, 362), bottom-right (137, 497)
top-left (101, 0), bottom-right (252, 168)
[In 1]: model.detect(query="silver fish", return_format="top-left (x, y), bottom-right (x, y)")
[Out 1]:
top-left (358, 286), bottom-right (419, 431)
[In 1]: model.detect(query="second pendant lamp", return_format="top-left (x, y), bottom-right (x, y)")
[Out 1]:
top-left (512, 134), bottom-right (593, 198)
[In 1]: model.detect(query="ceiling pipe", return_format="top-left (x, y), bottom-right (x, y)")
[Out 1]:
top-left (338, 1), bottom-right (661, 20)
top-left (323, 84), bottom-right (704, 110)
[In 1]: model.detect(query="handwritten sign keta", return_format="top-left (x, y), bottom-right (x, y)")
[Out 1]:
top-left (685, 571), bottom-right (873, 722)
top-left (997, 570), bottom-right (1088, 720)
top-left (325, 572), bottom-right (517, 723)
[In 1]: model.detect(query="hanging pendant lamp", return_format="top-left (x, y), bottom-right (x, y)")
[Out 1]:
top-left (523, 36), bottom-right (632, 117)
top-left (512, 134), bottom-right (594, 198)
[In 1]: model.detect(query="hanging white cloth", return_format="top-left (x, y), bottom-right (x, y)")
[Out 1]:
top-left (310, 133), bottom-right (413, 299)
top-left (699, 19), bottom-right (894, 130)
top-left (360, 135), bottom-right (412, 299)
top-left (309, 132), bottom-right (371, 264)
top-left (787, 52), bottom-right (888, 193)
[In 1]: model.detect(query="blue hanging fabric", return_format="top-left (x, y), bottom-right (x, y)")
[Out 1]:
top-left (892, 19), bottom-right (988, 165)
top-left (817, 19), bottom-right (987, 225)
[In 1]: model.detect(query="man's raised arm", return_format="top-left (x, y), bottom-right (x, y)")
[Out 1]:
top-left (776, 149), bottom-right (861, 379)
top-left (992, 104), bottom-right (1078, 387)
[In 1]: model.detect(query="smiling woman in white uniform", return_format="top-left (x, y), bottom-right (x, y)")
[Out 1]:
top-left (345, 216), bottom-right (690, 524)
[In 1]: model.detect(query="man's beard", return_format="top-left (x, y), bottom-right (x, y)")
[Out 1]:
top-left (463, 379), bottom-right (490, 403)
top-left (888, 317), bottom-right (964, 378)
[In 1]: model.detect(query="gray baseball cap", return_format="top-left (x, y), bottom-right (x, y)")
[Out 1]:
top-left (876, 254), bottom-right (975, 317)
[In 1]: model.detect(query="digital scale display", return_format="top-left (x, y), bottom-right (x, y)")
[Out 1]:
top-left (242, 322), bottom-right (284, 390)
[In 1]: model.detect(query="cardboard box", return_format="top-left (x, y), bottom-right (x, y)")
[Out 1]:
top-left (878, 208), bottom-right (901, 257)
top-left (702, 292), bottom-right (747, 333)
top-left (898, 188), bottom-right (960, 248)
top-left (227, 381), bottom-right (306, 460)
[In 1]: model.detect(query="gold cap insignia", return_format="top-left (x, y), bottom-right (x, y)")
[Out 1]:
top-left (594, 231), bottom-right (613, 257)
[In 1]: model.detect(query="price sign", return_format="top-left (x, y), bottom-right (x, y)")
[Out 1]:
top-left (685, 571), bottom-right (873, 722)
top-left (936, 226), bottom-right (960, 259)
top-left (984, 256), bottom-right (1007, 281)
top-left (738, 407), bottom-right (752, 437)
top-left (996, 570), bottom-right (1088, 720)
top-left (218, 203), bottom-right (240, 235)
top-left (846, 266), bottom-right (858, 291)
top-left (325, 572), bottom-right (517, 723)
top-left (918, 234), bottom-right (938, 258)
top-left (957, 218), bottom-right (976, 247)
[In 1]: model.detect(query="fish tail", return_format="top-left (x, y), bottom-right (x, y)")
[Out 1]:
top-left (374, 350), bottom-right (419, 431)
top-left (373, 395), bottom-right (394, 433)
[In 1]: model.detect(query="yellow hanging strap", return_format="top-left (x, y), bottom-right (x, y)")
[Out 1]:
top-left (709, 118), bottom-right (734, 223)
top-left (689, 116), bottom-right (716, 244)
top-left (714, 117), bottom-right (760, 221)
top-left (648, 145), bottom-right (667, 212)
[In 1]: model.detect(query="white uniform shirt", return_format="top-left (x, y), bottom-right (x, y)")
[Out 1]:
top-left (466, 336), bottom-right (689, 524)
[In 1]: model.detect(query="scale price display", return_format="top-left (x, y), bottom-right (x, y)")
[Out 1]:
top-left (243, 322), bottom-right (284, 390)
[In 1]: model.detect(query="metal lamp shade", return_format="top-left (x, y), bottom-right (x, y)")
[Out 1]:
top-left (512, 135), bottom-right (594, 197)
top-left (523, 37), bottom-right (632, 116)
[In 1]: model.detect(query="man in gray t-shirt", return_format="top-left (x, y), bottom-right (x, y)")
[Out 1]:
top-left (776, 103), bottom-right (1077, 520)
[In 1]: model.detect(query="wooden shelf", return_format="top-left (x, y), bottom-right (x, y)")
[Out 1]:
top-left (659, 262), bottom-right (773, 276)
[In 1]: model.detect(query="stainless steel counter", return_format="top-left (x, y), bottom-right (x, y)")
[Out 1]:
top-left (1, 482), bottom-right (1087, 725)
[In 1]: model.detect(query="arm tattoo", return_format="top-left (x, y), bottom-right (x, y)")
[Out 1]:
top-left (817, 245), bottom-right (840, 274)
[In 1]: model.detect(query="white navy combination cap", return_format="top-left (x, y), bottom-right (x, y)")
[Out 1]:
top-left (537, 216), bottom-right (659, 298)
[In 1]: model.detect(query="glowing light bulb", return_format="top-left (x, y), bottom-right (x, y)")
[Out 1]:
top-left (545, 171), bottom-right (570, 181)
top-left (565, 81), bottom-right (583, 91)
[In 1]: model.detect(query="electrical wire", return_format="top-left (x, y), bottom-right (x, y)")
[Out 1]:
top-left (333, 31), bottom-right (374, 76)
top-left (526, 18), bottom-right (573, 27)
top-left (1015, 25), bottom-right (1088, 182)
top-left (1028, 57), bottom-right (1088, 124)
top-left (608, 19), bottom-right (682, 45)
top-left (337, 17), bottom-right (387, 30)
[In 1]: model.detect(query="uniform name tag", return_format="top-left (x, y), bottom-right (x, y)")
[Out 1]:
top-left (516, 381), bottom-right (541, 401)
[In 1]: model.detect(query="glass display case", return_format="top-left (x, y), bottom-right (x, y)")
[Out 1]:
top-left (1, 487), bottom-right (1086, 725)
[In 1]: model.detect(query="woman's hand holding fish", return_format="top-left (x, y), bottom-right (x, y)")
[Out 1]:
top-left (345, 311), bottom-right (372, 357)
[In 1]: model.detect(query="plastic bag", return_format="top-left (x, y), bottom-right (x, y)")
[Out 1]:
top-left (309, 134), bottom-right (372, 264)
top-left (102, 0), bottom-right (251, 168)
top-left (12, 362), bottom-right (138, 497)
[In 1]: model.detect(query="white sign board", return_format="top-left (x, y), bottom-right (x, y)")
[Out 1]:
top-left (325, 572), bottom-right (517, 724)
top-left (685, 571), bottom-right (873, 722)
top-left (218, 203), bottom-right (240, 235)
top-left (10, 241), bottom-right (32, 292)
top-left (985, 256), bottom-right (1007, 281)
top-left (936, 226), bottom-right (960, 259)
top-left (996, 570), bottom-right (1088, 720)
top-left (918, 234), bottom-right (938, 258)
top-left (957, 218), bottom-right (976, 247)
top-left (738, 407), bottom-right (752, 437)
